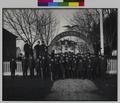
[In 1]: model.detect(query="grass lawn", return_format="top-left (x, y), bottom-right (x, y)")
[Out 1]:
top-left (2, 75), bottom-right (117, 101)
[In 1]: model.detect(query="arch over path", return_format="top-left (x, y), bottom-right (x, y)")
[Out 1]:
top-left (49, 31), bottom-right (94, 53)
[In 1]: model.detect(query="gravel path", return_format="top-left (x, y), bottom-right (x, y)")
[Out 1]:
top-left (46, 79), bottom-right (107, 100)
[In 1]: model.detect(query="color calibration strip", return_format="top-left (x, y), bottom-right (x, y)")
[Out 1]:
top-left (38, 0), bottom-right (84, 6)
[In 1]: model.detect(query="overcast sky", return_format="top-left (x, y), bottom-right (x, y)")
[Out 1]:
top-left (52, 9), bottom-right (77, 34)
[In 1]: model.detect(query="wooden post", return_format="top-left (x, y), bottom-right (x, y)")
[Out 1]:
top-left (99, 9), bottom-right (104, 55)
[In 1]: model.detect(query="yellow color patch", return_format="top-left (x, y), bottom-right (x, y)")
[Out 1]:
top-left (68, 2), bottom-right (79, 6)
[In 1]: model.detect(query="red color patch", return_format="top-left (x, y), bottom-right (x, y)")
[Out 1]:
top-left (38, 0), bottom-right (53, 3)
top-left (79, 2), bottom-right (84, 6)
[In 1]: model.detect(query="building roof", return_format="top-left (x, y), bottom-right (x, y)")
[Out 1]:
top-left (3, 28), bottom-right (18, 37)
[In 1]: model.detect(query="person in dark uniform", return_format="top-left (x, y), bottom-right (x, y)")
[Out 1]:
top-left (34, 41), bottom-right (40, 58)
top-left (57, 55), bottom-right (63, 79)
top-left (24, 41), bottom-right (30, 58)
top-left (10, 58), bottom-right (17, 78)
top-left (60, 56), bottom-right (65, 79)
top-left (49, 55), bottom-right (56, 81)
top-left (62, 54), bottom-right (66, 78)
top-left (35, 58), bottom-right (41, 77)
top-left (45, 45), bottom-right (48, 58)
top-left (29, 45), bottom-right (33, 58)
top-left (82, 56), bottom-right (87, 79)
top-left (22, 57), bottom-right (29, 77)
top-left (48, 55), bottom-right (52, 80)
top-left (76, 56), bottom-right (79, 78)
top-left (100, 56), bottom-right (107, 78)
top-left (87, 56), bottom-right (92, 79)
top-left (98, 55), bottom-right (102, 78)
top-left (55, 55), bottom-right (59, 80)
top-left (51, 50), bottom-right (55, 58)
top-left (70, 55), bottom-right (73, 78)
top-left (56, 54), bottom-right (61, 80)
top-left (41, 56), bottom-right (47, 80)
top-left (39, 41), bottom-right (47, 57)
top-left (74, 55), bottom-right (78, 78)
top-left (38, 55), bottom-right (44, 79)
top-left (29, 56), bottom-right (35, 78)
top-left (76, 57), bottom-right (83, 79)
top-left (67, 54), bottom-right (72, 78)
top-left (94, 55), bottom-right (100, 78)
top-left (52, 56), bottom-right (56, 80)
top-left (45, 55), bottom-right (50, 79)
top-left (64, 55), bottom-right (69, 78)
top-left (90, 54), bottom-right (96, 79)
top-left (72, 56), bottom-right (77, 78)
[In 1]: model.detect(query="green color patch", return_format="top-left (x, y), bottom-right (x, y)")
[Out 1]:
top-left (58, 2), bottom-right (68, 6)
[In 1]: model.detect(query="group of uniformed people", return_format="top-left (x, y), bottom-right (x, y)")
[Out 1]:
top-left (21, 52), bottom-right (107, 80)
top-left (46, 52), bottom-right (107, 80)
top-left (10, 40), bottom-right (108, 80)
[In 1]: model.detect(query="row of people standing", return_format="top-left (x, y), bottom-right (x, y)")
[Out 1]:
top-left (47, 52), bottom-right (108, 80)
top-left (21, 52), bottom-right (107, 80)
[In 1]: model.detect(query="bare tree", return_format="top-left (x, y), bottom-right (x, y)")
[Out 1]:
top-left (68, 9), bottom-right (100, 37)
top-left (3, 9), bottom-right (58, 46)
top-left (35, 10), bottom-right (58, 46)
top-left (67, 9), bottom-right (100, 54)
top-left (68, 9), bottom-right (117, 55)
top-left (3, 9), bottom-right (36, 45)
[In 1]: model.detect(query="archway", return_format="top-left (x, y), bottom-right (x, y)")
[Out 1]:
top-left (49, 31), bottom-right (94, 53)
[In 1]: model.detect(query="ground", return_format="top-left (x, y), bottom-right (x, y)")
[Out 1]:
top-left (3, 75), bottom-right (117, 101)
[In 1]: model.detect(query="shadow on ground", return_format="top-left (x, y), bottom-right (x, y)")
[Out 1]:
top-left (3, 75), bottom-right (117, 101)
top-left (3, 76), bottom-right (53, 101)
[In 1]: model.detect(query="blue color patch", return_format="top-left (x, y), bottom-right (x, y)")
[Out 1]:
top-left (48, 2), bottom-right (59, 6)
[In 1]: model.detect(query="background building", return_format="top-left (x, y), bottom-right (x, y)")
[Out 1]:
top-left (3, 29), bottom-right (17, 61)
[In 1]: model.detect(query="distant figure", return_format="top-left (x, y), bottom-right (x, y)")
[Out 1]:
top-left (29, 45), bottom-right (33, 57)
top-left (39, 41), bottom-right (48, 57)
top-left (29, 56), bottom-right (35, 78)
top-left (51, 50), bottom-right (55, 58)
top-left (76, 58), bottom-right (83, 78)
top-left (24, 41), bottom-right (30, 58)
top-left (35, 58), bottom-right (41, 77)
top-left (34, 41), bottom-right (40, 58)
top-left (10, 58), bottom-right (17, 78)
top-left (22, 57), bottom-right (29, 77)
top-left (100, 56), bottom-right (107, 78)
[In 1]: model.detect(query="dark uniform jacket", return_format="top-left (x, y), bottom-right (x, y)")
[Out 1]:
top-left (34, 44), bottom-right (40, 57)
top-left (10, 60), bottom-right (17, 71)
top-left (24, 43), bottom-right (30, 53)
top-left (22, 58), bottom-right (29, 71)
